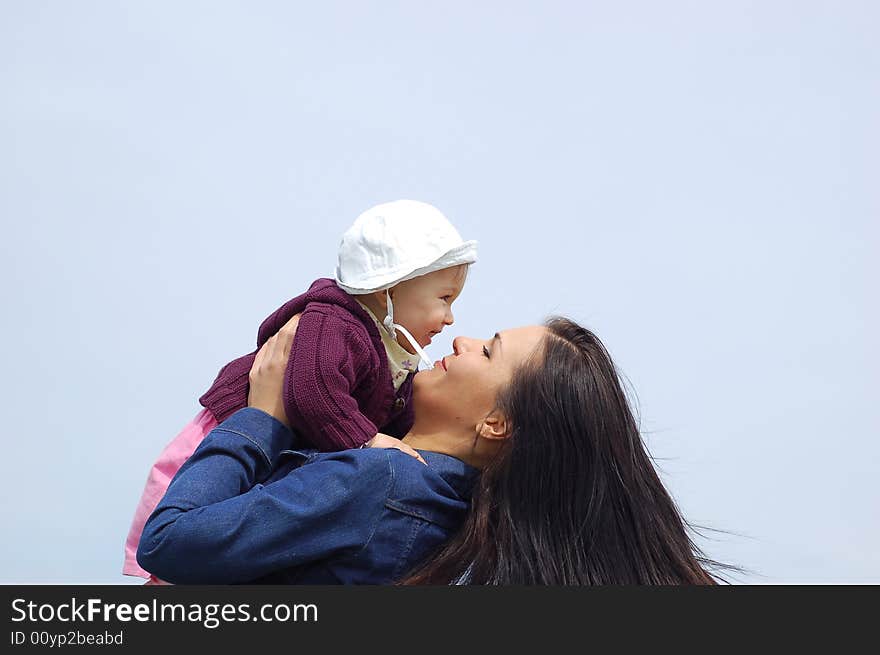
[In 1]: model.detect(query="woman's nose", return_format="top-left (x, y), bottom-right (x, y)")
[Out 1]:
top-left (452, 336), bottom-right (474, 355)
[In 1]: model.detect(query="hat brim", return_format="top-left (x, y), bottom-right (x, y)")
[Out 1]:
top-left (335, 240), bottom-right (478, 295)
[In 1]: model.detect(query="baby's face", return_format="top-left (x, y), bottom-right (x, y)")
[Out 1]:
top-left (390, 265), bottom-right (467, 353)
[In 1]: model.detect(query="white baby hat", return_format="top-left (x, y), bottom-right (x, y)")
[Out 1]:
top-left (334, 199), bottom-right (478, 368)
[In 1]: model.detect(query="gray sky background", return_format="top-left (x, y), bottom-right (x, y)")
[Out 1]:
top-left (1, 1), bottom-right (876, 583)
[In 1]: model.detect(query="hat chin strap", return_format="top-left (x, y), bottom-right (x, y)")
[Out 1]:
top-left (384, 290), bottom-right (435, 370)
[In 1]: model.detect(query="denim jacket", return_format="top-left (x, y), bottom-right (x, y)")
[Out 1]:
top-left (137, 408), bottom-right (477, 584)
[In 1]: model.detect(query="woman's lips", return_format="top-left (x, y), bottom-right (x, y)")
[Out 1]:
top-left (437, 357), bottom-right (447, 371)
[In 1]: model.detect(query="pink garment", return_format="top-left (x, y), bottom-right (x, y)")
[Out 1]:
top-left (123, 409), bottom-right (218, 580)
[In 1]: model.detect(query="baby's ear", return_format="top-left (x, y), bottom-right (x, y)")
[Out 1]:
top-left (369, 288), bottom-right (391, 309)
top-left (383, 283), bottom-right (402, 301)
top-left (476, 411), bottom-right (511, 441)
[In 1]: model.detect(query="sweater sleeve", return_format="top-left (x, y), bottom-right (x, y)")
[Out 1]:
top-left (284, 305), bottom-right (380, 450)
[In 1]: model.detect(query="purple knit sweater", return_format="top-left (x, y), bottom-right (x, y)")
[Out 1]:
top-left (199, 278), bottom-right (415, 450)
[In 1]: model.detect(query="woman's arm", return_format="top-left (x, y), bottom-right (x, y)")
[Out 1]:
top-left (136, 408), bottom-right (389, 583)
top-left (137, 316), bottom-right (386, 583)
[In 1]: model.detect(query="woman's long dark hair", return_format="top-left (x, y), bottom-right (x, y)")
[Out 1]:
top-left (401, 317), bottom-right (721, 584)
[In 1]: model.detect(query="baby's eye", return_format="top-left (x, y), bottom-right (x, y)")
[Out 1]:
top-left (482, 345), bottom-right (490, 358)
top-left (441, 296), bottom-right (452, 303)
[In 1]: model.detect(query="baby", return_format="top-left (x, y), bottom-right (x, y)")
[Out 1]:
top-left (124, 199), bottom-right (476, 581)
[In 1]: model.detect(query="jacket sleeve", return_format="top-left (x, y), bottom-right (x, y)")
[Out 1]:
top-left (284, 305), bottom-right (380, 450)
top-left (136, 408), bottom-right (390, 584)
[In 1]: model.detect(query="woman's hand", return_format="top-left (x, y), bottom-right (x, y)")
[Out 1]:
top-left (248, 314), bottom-right (301, 428)
top-left (364, 433), bottom-right (427, 465)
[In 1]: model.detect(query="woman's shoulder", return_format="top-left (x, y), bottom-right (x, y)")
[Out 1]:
top-left (301, 448), bottom-right (443, 493)
top-left (303, 448), bottom-right (474, 497)
top-left (300, 448), bottom-right (474, 531)
top-left (384, 450), bottom-right (477, 529)
top-left (302, 447), bottom-right (396, 488)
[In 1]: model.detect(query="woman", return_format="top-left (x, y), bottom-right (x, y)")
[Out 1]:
top-left (403, 318), bottom-right (717, 584)
top-left (138, 316), bottom-right (719, 584)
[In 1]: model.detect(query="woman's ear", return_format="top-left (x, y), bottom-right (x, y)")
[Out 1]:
top-left (476, 411), bottom-right (511, 441)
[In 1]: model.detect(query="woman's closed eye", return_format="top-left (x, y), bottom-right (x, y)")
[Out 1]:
top-left (482, 345), bottom-right (490, 358)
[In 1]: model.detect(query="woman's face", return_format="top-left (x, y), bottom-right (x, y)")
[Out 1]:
top-left (413, 325), bottom-right (547, 431)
